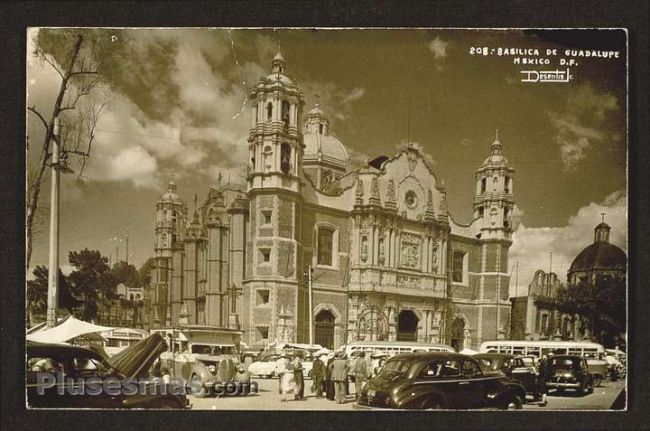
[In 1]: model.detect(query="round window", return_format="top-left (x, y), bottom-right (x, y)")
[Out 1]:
top-left (405, 190), bottom-right (418, 209)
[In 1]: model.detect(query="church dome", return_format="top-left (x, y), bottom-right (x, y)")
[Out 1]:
top-left (569, 221), bottom-right (626, 273)
top-left (482, 138), bottom-right (510, 166)
top-left (570, 242), bottom-right (627, 273)
top-left (302, 103), bottom-right (348, 170)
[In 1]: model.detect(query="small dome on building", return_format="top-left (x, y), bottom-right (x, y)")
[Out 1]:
top-left (482, 136), bottom-right (510, 166)
top-left (303, 103), bottom-right (348, 171)
top-left (159, 181), bottom-right (183, 204)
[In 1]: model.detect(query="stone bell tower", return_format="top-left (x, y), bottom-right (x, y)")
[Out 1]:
top-left (473, 131), bottom-right (516, 343)
top-left (244, 52), bottom-right (307, 345)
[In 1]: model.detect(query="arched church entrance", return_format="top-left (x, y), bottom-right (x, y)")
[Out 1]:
top-left (450, 317), bottom-right (465, 351)
top-left (315, 309), bottom-right (335, 349)
top-left (397, 310), bottom-right (418, 341)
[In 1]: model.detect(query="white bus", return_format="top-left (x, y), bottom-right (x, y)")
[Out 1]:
top-left (479, 340), bottom-right (609, 385)
top-left (343, 341), bottom-right (455, 358)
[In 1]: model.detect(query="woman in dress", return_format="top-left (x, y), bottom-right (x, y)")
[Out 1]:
top-left (278, 352), bottom-right (295, 402)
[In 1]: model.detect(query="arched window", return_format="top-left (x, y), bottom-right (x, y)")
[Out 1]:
top-left (281, 100), bottom-right (290, 127)
top-left (503, 207), bottom-right (510, 227)
top-left (162, 233), bottom-right (168, 247)
top-left (319, 123), bottom-right (324, 134)
top-left (505, 176), bottom-right (511, 193)
top-left (317, 227), bottom-right (334, 266)
top-left (480, 177), bottom-right (486, 194)
top-left (280, 143), bottom-right (291, 174)
top-left (266, 102), bottom-right (273, 121)
top-left (172, 211), bottom-right (177, 225)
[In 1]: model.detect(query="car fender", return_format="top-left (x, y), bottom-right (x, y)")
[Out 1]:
top-left (485, 383), bottom-right (526, 408)
top-left (397, 385), bottom-right (448, 409)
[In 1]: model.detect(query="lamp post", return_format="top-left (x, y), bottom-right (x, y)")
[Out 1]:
top-left (46, 117), bottom-right (74, 327)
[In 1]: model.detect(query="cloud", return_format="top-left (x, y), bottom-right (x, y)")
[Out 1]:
top-left (341, 87), bottom-right (366, 105)
top-left (548, 85), bottom-right (618, 170)
top-left (509, 190), bottom-right (627, 297)
top-left (428, 37), bottom-right (448, 60)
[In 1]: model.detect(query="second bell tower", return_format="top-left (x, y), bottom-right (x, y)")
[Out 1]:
top-left (247, 52), bottom-right (305, 193)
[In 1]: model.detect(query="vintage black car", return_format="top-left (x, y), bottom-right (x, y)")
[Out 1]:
top-left (26, 332), bottom-right (190, 408)
top-left (355, 352), bottom-right (527, 410)
top-left (474, 353), bottom-right (542, 401)
top-left (544, 355), bottom-right (594, 396)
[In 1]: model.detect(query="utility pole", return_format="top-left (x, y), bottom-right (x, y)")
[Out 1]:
top-left (46, 117), bottom-right (61, 328)
top-left (308, 264), bottom-right (314, 345)
top-left (125, 235), bottom-right (129, 266)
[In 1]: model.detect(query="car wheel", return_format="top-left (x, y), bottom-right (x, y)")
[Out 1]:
top-left (421, 397), bottom-right (445, 410)
top-left (501, 394), bottom-right (523, 410)
top-left (593, 376), bottom-right (602, 388)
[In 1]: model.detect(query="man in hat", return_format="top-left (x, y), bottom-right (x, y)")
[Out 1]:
top-left (329, 352), bottom-right (350, 404)
top-left (275, 351), bottom-right (288, 395)
top-left (353, 351), bottom-right (369, 400)
top-left (311, 354), bottom-right (326, 398)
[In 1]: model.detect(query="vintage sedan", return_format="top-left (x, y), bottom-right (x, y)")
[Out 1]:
top-left (26, 333), bottom-right (189, 409)
top-left (248, 354), bottom-right (280, 378)
top-left (544, 355), bottom-right (594, 396)
top-left (474, 353), bottom-right (542, 401)
top-left (355, 352), bottom-right (527, 410)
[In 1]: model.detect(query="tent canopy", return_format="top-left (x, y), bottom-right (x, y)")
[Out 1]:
top-left (26, 316), bottom-right (113, 344)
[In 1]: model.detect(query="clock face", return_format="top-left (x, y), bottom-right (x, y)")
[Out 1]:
top-left (405, 190), bottom-right (418, 209)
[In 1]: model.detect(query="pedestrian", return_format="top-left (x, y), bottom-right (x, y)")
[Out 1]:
top-left (293, 355), bottom-right (305, 400)
top-left (537, 354), bottom-right (550, 405)
top-left (311, 355), bottom-right (326, 398)
top-left (329, 352), bottom-right (349, 404)
top-left (353, 351), bottom-right (369, 400)
top-left (325, 353), bottom-right (336, 401)
top-left (276, 351), bottom-right (294, 401)
top-left (275, 352), bottom-right (287, 395)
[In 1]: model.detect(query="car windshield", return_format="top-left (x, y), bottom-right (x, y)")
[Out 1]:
top-left (549, 357), bottom-right (580, 370)
top-left (379, 359), bottom-right (411, 376)
top-left (191, 344), bottom-right (233, 355)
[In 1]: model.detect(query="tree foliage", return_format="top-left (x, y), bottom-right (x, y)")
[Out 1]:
top-left (67, 249), bottom-right (118, 321)
top-left (555, 274), bottom-right (626, 347)
top-left (26, 265), bottom-right (79, 325)
top-left (26, 28), bottom-right (124, 273)
top-left (111, 260), bottom-right (141, 288)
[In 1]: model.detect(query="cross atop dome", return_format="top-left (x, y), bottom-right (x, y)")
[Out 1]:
top-left (491, 128), bottom-right (503, 155)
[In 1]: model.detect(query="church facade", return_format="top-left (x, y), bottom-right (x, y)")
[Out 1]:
top-left (145, 53), bottom-right (516, 351)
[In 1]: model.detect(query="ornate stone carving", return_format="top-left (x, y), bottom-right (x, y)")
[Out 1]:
top-left (431, 244), bottom-right (439, 270)
top-left (361, 236), bottom-right (369, 263)
top-left (355, 178), bottom-right (364, 205)
top-left (425, 189), bottom-right (435, 221)
top-left (397, 274), bottom-right (421, 289)
top-left (378, 237), bottom-right (386, 265)
top-left (406, 146), bottom-right (419, 172)
top-left (386, 179), bottom-right (397, 210)
top-left (400, 233), bottom-right (421, 269)
top-left (369, 177), bottom-right (381, 206)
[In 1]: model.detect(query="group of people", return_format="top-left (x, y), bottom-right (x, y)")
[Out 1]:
top-left (274, 350), bottom-right (387, 404)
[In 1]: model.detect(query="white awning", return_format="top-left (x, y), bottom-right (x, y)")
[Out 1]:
top-left (460, 348), bottom-right (479, 355)
top-left (26, 316), bottom-right (114, 344)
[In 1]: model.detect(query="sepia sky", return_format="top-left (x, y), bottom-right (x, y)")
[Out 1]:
top-left (27, 28), bottom-right (627, 294)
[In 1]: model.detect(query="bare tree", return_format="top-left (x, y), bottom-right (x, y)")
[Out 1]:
top-left (26, 30), bottom-right (111, 274)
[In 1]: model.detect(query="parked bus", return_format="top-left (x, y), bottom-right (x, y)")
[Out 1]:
top-left (101, 328), bottom-right (149, 356)
top-left (342, 341), bottom-right (455, 358)
top-left (479, 340), bottom-right (609, 386)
